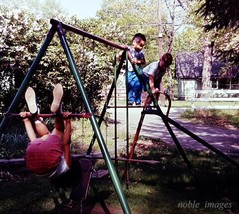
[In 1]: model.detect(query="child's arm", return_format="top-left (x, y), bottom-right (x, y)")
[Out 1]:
top-left (62, 112), bottom-right (72, 167)
top-left (148, 75), bottom-right (159, 94)
top-left (132, 56), bottom-right (146, 65)
top-left (118, 50), bottom-right (124, 61)
top-left (140, 57), bottom-right (146, 65)
top-left (20, 112), bottom-right (37, 141)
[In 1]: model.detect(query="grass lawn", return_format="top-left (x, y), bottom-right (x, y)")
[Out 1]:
top-left (0, 103), bottom-right (239, 213)
top-left (0, 139), bottom-right (239, 214)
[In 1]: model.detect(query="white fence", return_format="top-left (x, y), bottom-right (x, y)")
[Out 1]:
top-left (190, 89), bottom-right (239, 109)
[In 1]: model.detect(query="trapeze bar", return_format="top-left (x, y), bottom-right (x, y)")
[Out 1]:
top-left (6, 113), bottom-right (92, 119)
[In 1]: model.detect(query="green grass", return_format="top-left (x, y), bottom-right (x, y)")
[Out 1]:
top-left (181, 109), bottom-right (239, 128)
top-left (0, 102), bottom-right (239, 213)
top-left (1, 144), bottom-right (238, 214)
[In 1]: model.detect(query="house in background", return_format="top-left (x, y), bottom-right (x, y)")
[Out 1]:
top-left (175, 51), bottom-right (239, 100)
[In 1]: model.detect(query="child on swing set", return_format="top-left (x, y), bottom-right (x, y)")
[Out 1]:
top-left (20, 83), bottom-right (72, 179)
top-left (142, 52), bottom-right (173, 105)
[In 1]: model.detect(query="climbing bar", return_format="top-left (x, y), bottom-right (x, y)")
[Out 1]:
top-left (6, 112), bottom-right (92, 119)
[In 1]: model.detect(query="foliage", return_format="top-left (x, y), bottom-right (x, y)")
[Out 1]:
top-left (97, 0), bottom-right (162, 62)
top-left (196, 0), bottom-right (239, 30)
top-left (173, 27), bottom-right (202, 52)
top-left (0, 121), bottom-right (28, 158)
top-left (0, 0), bottom-right (67, 22)
top-left (212, 28), bottom-right (239, 64)
top-left (0, 6), bottom-right (127, 115)
top-left (190, 0), bottom-right (239, 64)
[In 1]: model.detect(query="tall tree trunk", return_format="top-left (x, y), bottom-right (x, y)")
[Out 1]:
top-left (162, 0), bottom-right (176, 101)
top-left (202, 37), bottom-right (212, 91)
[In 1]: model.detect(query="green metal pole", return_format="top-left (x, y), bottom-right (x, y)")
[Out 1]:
top-left (55, 21), bottom-right (131, 214)
top-left (0, 25), bottom-right (57, 135)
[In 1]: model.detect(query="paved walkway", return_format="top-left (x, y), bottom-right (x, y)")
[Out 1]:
top-left (107, 107), bottom-right (239, 155)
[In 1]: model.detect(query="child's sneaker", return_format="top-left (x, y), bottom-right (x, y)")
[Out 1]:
top-left (25, 87), bottom-right (38, 114)
top-left (51, 83), bottom-right (63, 113)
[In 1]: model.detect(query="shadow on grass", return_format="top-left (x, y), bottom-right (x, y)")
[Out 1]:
top-left (0, 141), bottom-right (239, 214)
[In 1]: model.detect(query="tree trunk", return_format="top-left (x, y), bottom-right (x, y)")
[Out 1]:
top-left (202, 37), bottom-right (212, 91)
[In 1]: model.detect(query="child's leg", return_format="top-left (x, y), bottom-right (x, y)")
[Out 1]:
top-left (34, 117), bottom-right (50, 137)
top-left (134, 81), bottom-right (142, 105)
top-left (51, 83), bottom-right (63, 113)
top-left (25, 86), bottom-right (50, 137)
top-left (51, 84), bottom-right (64, 138)
top-left (25, 87), bottom-right (38, 114)
top-left (127, 73), bottom-right (135, 105)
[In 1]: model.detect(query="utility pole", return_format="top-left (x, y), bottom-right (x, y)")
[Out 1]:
top-left (158, 0), bottom-right (165, 104)
top-left (158, 0), bottom-right (163, 58)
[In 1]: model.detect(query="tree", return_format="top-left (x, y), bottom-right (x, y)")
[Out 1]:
top-left (0, 6), bottom-right (127, 115)
top-left (195, 0), bottom-right (239, 64)
top-left (97, 0), bottom-right (163, 62)
top-left (201, 37), bottom-right (212, 90)
top-left (97, 0), bottom-right (190, 100)
top-left (197, 0), bottom-right (239, 30)
top-left (0, 0), bottom-right (67, 21)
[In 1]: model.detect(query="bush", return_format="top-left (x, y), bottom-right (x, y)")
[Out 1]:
top-left (0, 123), bottom-right (28, 159)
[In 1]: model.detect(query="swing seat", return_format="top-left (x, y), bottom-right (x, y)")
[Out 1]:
top-left (92, 169), bottom-right (109, 179)
top-left (70, 159), bottom-right (94, 201)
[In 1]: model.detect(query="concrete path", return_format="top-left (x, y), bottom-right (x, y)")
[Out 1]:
top-left (107, 107), bottom-right (239, 155)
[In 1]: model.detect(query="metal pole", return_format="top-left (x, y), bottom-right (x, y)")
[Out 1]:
top-left (50, 19), bottom-right (126, 51)
top-left (158, 0), bottom-right (163, 58)
top-left (54, 21), bottom-right (131, 214)
top-left (87, 51), bottom-right (126, 154)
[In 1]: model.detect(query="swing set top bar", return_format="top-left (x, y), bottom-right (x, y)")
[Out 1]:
top-left (50, 19), bottom-right (127, 51)
top-left (6, 113), bottom-right (92, 119)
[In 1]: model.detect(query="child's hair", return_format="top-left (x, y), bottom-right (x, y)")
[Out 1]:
top-left (161, 53), bottom-right (173, 66)
top-left (132, 33), bottom-right (146, 43)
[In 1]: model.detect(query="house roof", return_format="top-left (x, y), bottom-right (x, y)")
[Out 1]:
top-left (175, 51), bottom-right (239, 79)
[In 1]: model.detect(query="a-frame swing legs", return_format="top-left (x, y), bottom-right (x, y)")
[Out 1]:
top-left (128, 92), bottom-right (171, 161)
top-left (129, 60), bottom-right (239, 170)
top-left (124, 61), bottom-right (195, 178)
top-left (0, 24), bottom-right (57, 135)
top-left (54, 21), bottom-right (131, 214)
top-left (1, 20), bottom-right (131, 214)
top-left (125, 103), bottom-right (195, 182)
top-left (128, 108), bottom-right (146, 160)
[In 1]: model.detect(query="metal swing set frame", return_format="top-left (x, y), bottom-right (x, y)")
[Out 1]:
top-left (0, 18), bottom-right (131, 214)
top-left (1, 19), bottom-right (239, 214)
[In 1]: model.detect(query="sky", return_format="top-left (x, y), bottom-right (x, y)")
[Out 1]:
top-left (58, 0), bottom-right (103, 19)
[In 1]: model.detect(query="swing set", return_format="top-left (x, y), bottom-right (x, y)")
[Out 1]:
top-left (1, 19), bottom-right (239, 213)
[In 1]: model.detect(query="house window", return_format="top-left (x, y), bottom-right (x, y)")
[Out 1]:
top-left (211, 80), bottom-right (218, 89)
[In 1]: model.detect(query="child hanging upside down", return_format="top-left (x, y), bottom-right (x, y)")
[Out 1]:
top-left (20, 83), bottom-right (72, 179)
